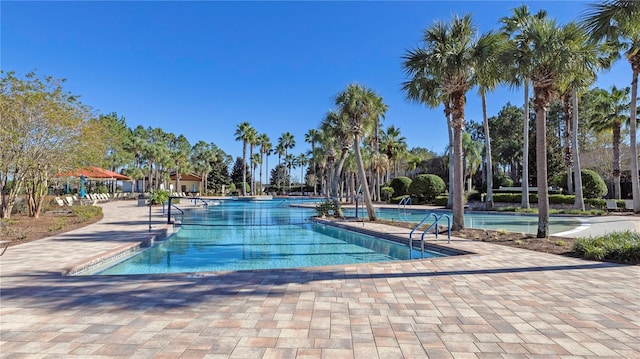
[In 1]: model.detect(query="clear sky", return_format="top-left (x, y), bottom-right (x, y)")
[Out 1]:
top-left (2, 0), bottom-right (630, 170)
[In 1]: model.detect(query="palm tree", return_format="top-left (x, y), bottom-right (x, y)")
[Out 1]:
top-left (462, 132), bottom-right (483, 194)
top-left (321, 110), bottom-right (352, 214)
top-left (305, 128), bottom-right (320, 195)
top-left (274, 142), bottom-right (285, 194)
top-left (257, 133), bottom-right (271, 192)
top-left (381, 125), bottom-right (407, 180)
top-left (246, 127), bottom-right (258, 195)
top-left (284, 153), bottom-right (296, 193)
top-left (475, 31), bottom-right (505, 207)
top-left (582, 0), bottom-right (640, 212)
top-left (402, 14), bottom-right (487, 231)
top-left (335, 83), bottom-right (387, 221)
top-left (519, 17), bottom-right (578, 238)
top-left (234, 122), bottom-right (252, 196)
top-left (251, 152), bottom-right (261, 194)
top-left (296, 153), bottom-right (308, 195)
top-left (558, 21), bottom-right (609, 210)
top-left (191, 141), bottom-right (213, 195)
top-left (589, 86), bottom-right (630, 199)
top-left (278, 132), bottom-right (295, 193)
top-left (500, 5), bottom-right (548, 209)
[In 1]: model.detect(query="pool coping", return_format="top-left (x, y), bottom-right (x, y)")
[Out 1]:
top-left (62, 224), bottom-right (176, 276)
top-left (311, 217), bottom-right (474, 257)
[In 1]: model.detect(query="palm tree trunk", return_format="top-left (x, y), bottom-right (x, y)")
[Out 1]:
top-left (630, 69), bottom-right (639, 212)
top-left (452, 123), bottom-right (464, 231)
top-left (572, 89), bottom-right (584, 211)
top-left (613, 123), bottom-right (621, 199)
top-left (522, 80), bottom-right (530, 209)
top-left (446, 115), bottom-right (454, 209)
top-left (354, 135), bottom-right (376, 221)
top-left (482, 93), bottom-right (494, 208)
top-left (535, 96), bottom-right (550, 238)
top-left (242, 142), bottom-right (247, 196)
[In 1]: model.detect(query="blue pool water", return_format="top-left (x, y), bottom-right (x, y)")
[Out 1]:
top-left (96, 201), bottom-right (439, 275)
top-left (343, 207), bottom-right (581, 235)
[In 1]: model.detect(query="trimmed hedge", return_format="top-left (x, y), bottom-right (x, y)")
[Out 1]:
top-left (552, 169), bottom-right (608, 198)
top-left (390, 177), bottom-right (412, 197)
top-left (408, 174), bottom-right (445, 202)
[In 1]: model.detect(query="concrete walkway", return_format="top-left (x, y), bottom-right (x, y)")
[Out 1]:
top-left (1, 201), bottom-right (639, 358)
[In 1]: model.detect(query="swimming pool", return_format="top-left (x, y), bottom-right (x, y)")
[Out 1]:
top-left (342, 207), bottom-right (581, 235)
top-left (94, 201), bottom-right (442, 275)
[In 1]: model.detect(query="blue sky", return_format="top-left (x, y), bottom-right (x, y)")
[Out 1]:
top-left (2, 1), bottom-right (630, 170)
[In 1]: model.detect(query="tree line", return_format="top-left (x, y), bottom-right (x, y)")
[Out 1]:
top-left (1, 1), bottom-right (638, 240)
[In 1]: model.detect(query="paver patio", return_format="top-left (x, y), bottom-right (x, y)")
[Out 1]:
top-left (1, 200), bottom-right (639, 358)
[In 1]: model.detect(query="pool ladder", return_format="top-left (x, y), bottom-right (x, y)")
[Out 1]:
top-left (398, 196), bottom-right (412, 211)
top-left (408, 213), bottom-right (451, 259)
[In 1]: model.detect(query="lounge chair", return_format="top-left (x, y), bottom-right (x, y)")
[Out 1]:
top-left (624, 199), bottom-right (634, 212)
top-left (54, 197), bottom-right (66, 207)
top-left (64, 196), bottom-right (74, 206)
top-left (605, 199), bottom-right (620, 212)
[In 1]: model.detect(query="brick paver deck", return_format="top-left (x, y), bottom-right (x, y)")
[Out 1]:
top-left (1, 201), bottom-right (639, 358)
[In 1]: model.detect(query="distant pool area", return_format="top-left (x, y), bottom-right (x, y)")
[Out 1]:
top-left (91, 201), bottom-right (444, 275)
top-left (342, 207), bottom-right (582, 235)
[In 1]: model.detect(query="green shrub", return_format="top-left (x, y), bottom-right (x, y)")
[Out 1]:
top-left (381, 186), bottom-right (394, 201)
top-left (553, 169), bottom-right (607, 199)
top-left (235, 182), bottom-right (251, 195)
top-left (408, 174), bottom-right (445, 202)
top-left (433, 195), bottom-right (449, 207)
top-left (574, 231), bottom-right (640, 264)
top-left (315, 201), bottom-right (337, 217)
top-left (494, 174), bottom-right (514, 188)
top-left (71, 205), bottom-right (102, 222)
top-left (390, 177), bottom-right (412, 197)
top-left (467, 192), bottom-right (482, 201)
top-left (150, 190), bottom-right (170, 205)
top-left (391, 195), bottom-right (408, 204)
top-left (585, 198), bottom-right (606, 208)
top-left (49, 217), bottom-right (68, 232)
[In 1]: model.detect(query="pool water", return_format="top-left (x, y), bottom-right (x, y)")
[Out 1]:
top-left (343, 207), bottom-right (581, 235)
top-left (96, 202), bottom-right (439, 275)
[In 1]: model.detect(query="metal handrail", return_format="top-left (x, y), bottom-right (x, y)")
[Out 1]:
top-left (407, 213), bottom-right (452, 259)
top-left (167, 197), bottom-right (185, 224)
top-left (397, 196), bottom-right (412, 211)
top-left (420, 214), bottom-right (451, 243)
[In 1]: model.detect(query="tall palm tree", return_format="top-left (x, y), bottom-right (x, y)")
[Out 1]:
top-left (305, 128), bottom-right (320, 195)
top-left (500, 5), bottom-right (548, 209)
top-left (462, 132), bottom-right (483, 193)
top-left (558, 21), bottom-right (609, 210)
top-left (246, 127), bottom-right (258, 195)
top-left (589, 86), bottom-right (630, 199)
top-left (335, 83), bottom-right (387, 221)
top-left (234, 122), bottom-right (252, 196)
top-left (519, 16), bottom-right (579, 238)
top-left (380, 125), bottom-right (407, 179)
top-left (284, 153), bottom-right (296, 193)
top-left (402, 14), bottom-right (487, 231)
top-left (322, 110), bottom-right (352, 200)
top-left (475, 31), bottom-right (505, 207)
top-left (278, 132), bottom-right (295, 193)
top-left (296, 153), bottom-right (308, 195)
top-left (191, 141), bottom-right (213, 195)
top-left (274, 142), bottom-right (286, 194)
top-left (582, 0), bottom-right (640, 212)
top-left (257, 133), bottom-right (271, 191)
top-left (251, 152), bottom-right (261, 194)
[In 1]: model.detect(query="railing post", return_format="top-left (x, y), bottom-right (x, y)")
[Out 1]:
top-left (167, 197), bottom-right (172, 224)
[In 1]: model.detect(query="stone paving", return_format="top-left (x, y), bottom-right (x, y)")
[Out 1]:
top-left (1, 201), bottom-right (639, 358)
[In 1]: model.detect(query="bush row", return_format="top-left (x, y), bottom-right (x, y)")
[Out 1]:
top-left (574, 231), bottom-right (640, 264)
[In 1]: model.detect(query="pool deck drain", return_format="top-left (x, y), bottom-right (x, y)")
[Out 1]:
top-left (1, 200), bottom-right (639, 358)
